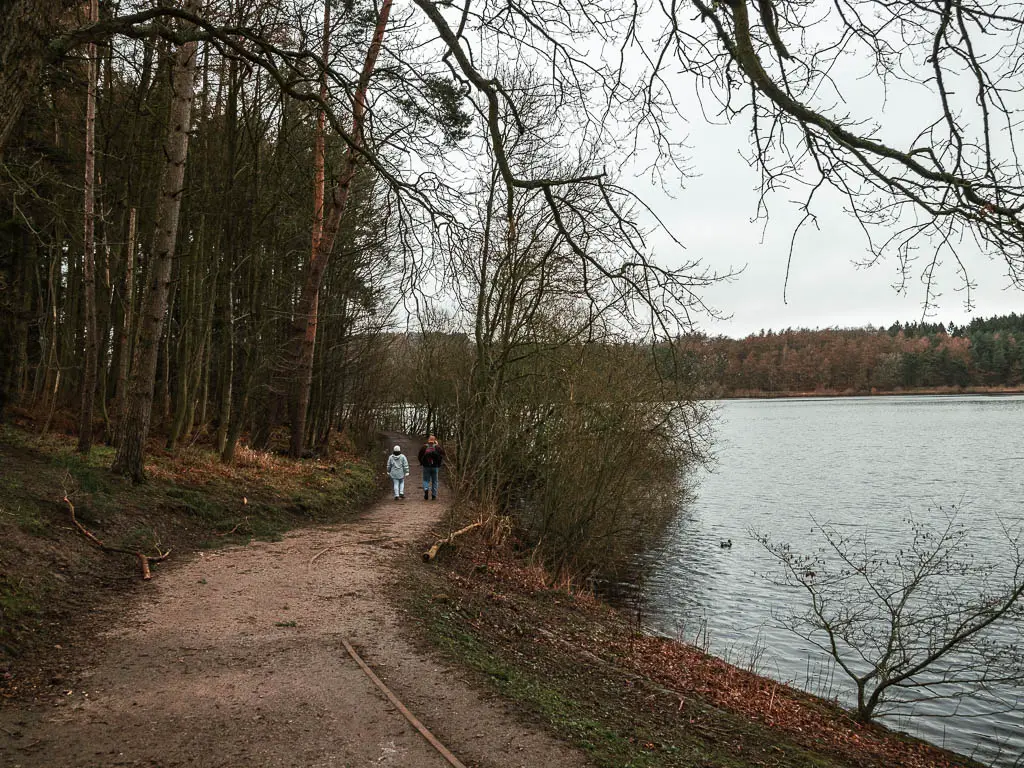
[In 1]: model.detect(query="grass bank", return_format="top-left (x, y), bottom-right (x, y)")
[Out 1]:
top-left (0, 421), bottom-right (379, 697)
top-left (398, 526), bottom-right (982, 768)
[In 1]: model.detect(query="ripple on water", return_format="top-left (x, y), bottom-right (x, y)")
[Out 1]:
top-left (639, 395), bottom-right (1024, 768)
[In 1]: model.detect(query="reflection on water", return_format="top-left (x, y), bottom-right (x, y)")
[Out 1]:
top-left (639, 395), bottom-right (1024, 767)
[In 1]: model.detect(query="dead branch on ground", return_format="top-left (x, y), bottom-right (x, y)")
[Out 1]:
top-left (423, 521), bottom-right (482, 562)
top-left (63, 495), bottom-right (170, 580)
top-left (309, 546), bottom-right (334, 565)
top-left (215, 517), bottom-right (249, 537)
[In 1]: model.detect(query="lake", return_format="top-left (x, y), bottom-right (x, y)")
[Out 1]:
top-left (640, 395), bottom-right (1024, 767)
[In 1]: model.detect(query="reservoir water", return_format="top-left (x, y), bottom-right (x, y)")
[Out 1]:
top-left (642, 395), bottom-right (1024, 766)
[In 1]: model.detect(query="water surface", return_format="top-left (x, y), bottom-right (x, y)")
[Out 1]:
top-left (642, 395), bottom-right (1024, 766)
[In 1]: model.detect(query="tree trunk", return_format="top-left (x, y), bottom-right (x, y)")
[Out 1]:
top-left (77, 0), bottom-right (99, 454)
top-left (113, 206), bottom-right (137, 436)
top-left (166, 223), bottom-right (196, 452)
top-left (97, 235), bottom-right (114, 438)
top-left (216, 272), bottom-right (233, 453)
top-left (62, 218), bottom-right (80, 399)
top-left (312, 2), bottom-right (329, 260)
top-left (158, 285), bottom-right (174, 423)
top-left (288, 0), bottom-right (392, 457)
top-left (38, 244), bottom-right (60, 407)
top-left (215, 55), bottom-right (240, 455)
top-left (196, 296), bottom-right (214, 433)
top-left (112, 1), bottom-right (200, 482)
top-left (220, 378), bottom-right (249, 464)
top-left (287, 0), bottom-right (331, 459)
top-left (13, 235), bottom-right (34, 399)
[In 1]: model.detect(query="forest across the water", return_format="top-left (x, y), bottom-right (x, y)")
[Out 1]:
top-left (685, 313), bottom-right (1024, 396)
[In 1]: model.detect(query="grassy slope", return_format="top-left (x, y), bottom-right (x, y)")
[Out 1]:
top-left (0, 423), bottom-right (379, 694)
top-left (398, 534), bottom-right (983, 768)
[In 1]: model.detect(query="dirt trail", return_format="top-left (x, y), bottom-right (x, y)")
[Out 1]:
top-left (0, 442), bottom-right (588, 768)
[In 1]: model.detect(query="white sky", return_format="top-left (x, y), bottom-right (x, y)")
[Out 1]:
top-left (638, 116), bottom-right (1022, 338)
top-left (397, 2), bottom-right (1024, 339)
top-left (613, 9), bottom-right (1024, 339)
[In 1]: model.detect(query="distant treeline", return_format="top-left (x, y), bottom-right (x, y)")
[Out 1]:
top-left (684, 314), bottom-right (1024, 395)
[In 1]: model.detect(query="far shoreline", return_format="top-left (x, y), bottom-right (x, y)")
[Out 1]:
top-left (717, 386), bottom-right (1024, 400)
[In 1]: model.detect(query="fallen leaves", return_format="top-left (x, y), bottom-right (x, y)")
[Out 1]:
top-left (431, 536), bottom-right (977, 768)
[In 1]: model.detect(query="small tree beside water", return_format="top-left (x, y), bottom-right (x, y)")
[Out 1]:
top-left (758, 508), bottom-right (1024, 723)
top-left (399, 85), bottom-right (719, 578)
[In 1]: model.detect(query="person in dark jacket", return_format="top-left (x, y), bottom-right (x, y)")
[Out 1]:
top-left (417, 435), bottom-right (445, 500)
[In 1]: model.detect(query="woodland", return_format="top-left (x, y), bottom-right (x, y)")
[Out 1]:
top-left (2, 0), bottom-right (1024, 573)
top-left (691, 314), bottom-right (1024, 396)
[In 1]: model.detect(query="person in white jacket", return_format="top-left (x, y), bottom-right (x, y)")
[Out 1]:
top-left (386, 444), bottom-right (410, 500)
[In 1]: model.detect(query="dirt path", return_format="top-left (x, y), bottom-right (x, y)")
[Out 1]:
top-left (0, 443), bottom-right (588, 768)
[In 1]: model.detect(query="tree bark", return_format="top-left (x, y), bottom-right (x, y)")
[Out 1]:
top-left (113, 206), bottom-right (137, 438)
top-left (312, 2), bottom-right (329, 261)
top-left (77, 0), bottom-right (100, 454)
top-left (112, 0), bottom-right (201, 482)
top-left (38, 245), bottom-right (60, 407)
top-left (288, 0), bottom-right (392, 458)
top-left (423, 522), bottom-right (483, 562)
top-left (215, 54), bottom-right (239, 456)
top-left (13, 234), bottom-right (35, 399)
top-left (287, 0), bottom-right (332, 459)
top-left (166, 221), bottom-right (198, 451)
top-left (216, 271), bottom-right (234, 453)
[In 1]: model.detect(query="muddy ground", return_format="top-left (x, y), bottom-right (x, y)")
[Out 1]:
top-left (0, 438), bottom-right (587, 768)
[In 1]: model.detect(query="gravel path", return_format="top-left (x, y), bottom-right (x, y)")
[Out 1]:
top-left (0, 441), bottom-right (588, 768)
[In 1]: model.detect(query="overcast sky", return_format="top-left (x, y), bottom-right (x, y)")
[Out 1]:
top-left (633, 113), bottom-right (1021, 340)
top-left (613, 16), bottom-right (1024, 340)
top-left (410, 4), bottom-right (1023, 340)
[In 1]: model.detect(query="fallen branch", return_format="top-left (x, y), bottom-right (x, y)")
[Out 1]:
top-left (215, 517), bottom-right (249, 537)
top-left (309, 546), bottom-right (334, 565)
top-left (63, 495), bottom-right (170, 580)
top-left (422, 521), bottom-right (482, 562)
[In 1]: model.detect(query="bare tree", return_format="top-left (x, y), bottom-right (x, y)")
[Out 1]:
top-left (660, 0), bottom-right (1024, 309)
top-left (758, 509), bottom-right (1024, 722)
top-left (405, 87), bottom-right (716, 575)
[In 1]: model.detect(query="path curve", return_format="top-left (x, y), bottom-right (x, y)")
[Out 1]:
top-left (0, 441), bottom-right (588, 768)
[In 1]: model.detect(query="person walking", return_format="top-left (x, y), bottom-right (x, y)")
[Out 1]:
top-left (387, 444), bottom-right (409, 500)
top-left (417, 435), bottom-right (445, 500)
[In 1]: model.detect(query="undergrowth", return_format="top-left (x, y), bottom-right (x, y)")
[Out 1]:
top-left (0, 423), bottom-right (380, 670)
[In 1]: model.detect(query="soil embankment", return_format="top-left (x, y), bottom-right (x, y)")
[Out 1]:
top-left (400, 534), bottom-right (987, 768)
top-left (0, 436), bottom-right (586, 768)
